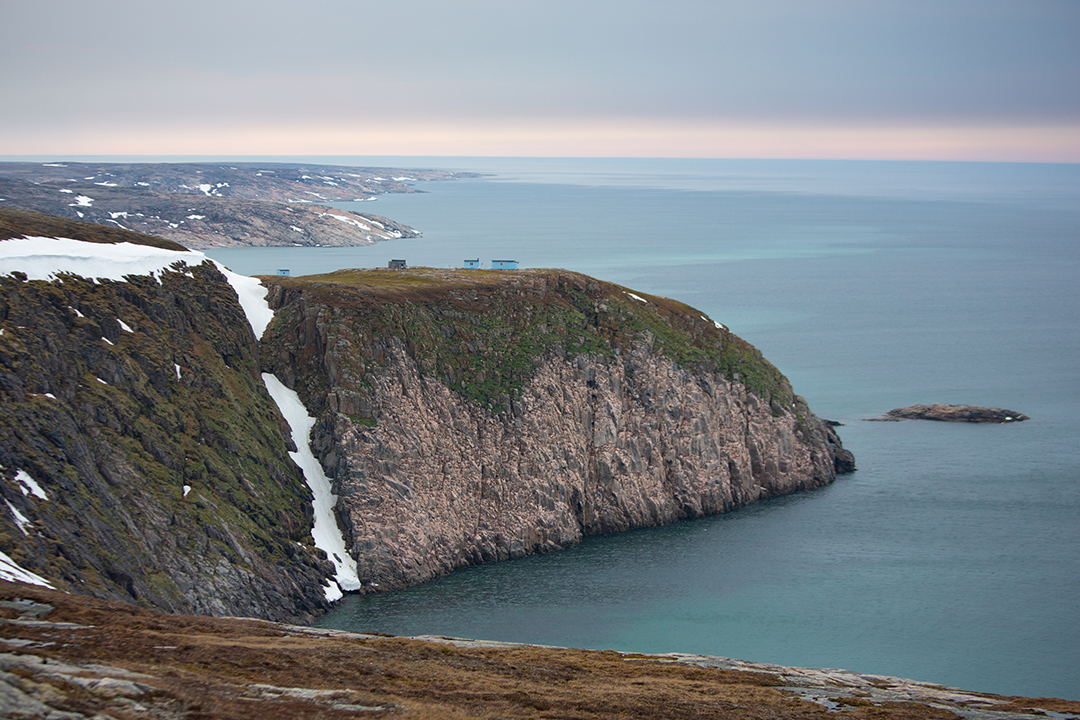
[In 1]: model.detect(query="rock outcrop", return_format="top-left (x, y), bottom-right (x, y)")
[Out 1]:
top-left (866, 404), bottom-right (1029, 423)
top-left (261, 267), bottom-right (854, 591)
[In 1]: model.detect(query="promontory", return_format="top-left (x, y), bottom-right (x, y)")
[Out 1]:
top-left (0, 211), bottom-right (853, 620)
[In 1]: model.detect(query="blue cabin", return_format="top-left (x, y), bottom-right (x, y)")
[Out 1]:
top-left (388, 259), bottom-right (407, 270)
top-left (491, 259), bottom-right (519, 270)
top-left (464, 259), bottom-right (480, 269)
top-left (276, 269), bottom-right (290, 276)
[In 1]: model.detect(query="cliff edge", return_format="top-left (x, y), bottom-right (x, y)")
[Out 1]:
top-left (261, 267), bottom-right (854, 592)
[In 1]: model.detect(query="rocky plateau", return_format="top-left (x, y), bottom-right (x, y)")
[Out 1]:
top-left (0, 161), bottom-right (474, 249)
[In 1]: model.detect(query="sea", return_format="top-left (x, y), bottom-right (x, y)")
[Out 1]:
top-left (200, 157), bottom-right (1079, 700)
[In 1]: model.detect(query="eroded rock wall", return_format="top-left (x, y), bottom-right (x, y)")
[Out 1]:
top-left (261, 269), bottom-right (853, 592)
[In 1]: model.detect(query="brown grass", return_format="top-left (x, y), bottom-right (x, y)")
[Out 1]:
top-left (6, 582), bottom-right (1074, 720)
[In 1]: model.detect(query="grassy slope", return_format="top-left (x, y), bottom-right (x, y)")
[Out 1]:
top-left (262, 267), bottom-right (797, 418)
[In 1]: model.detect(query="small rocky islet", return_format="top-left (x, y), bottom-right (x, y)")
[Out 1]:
top-left (865, 404), bottom-right (1029, 423)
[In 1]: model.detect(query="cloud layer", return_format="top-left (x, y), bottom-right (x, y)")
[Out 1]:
top-left (3, 0), bottom-right (1078, 160)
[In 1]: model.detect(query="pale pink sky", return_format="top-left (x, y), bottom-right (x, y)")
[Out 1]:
top-left (2, 1), bottom-right (1078, 162)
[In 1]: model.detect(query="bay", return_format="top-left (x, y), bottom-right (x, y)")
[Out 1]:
top-left (204, 157), bottom-right (1080, 700)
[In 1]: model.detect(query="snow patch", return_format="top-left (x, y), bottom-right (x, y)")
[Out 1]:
top-left (0, 237), bottom-right (208, 284)
top-left (0, 551), bottom-right (52, 588)
top-left (713, 320), bottom-right (726, 331)
top-left (183, 485), bottom-right (192, 497)
top-left (261, 373), bottom-right (360, 594)
top-left (70, 195), bottom-right (94, 207)
top-left (186, 214), bottom-right (205, 220)
top-left (43, 393), bottom-right (56, 399)
top-left (96, 377), bottom-right (108, 385)
top-left (68, 306), bottom-right (84, 318)
top-left (317, 212), bottom-right (371, 232)
top-left (626, 292), bottom-right (648, 303)
top-left (215, 266), bottom-right (274, 338)
top-left (117, 319), bottom-right (134, 333)
top-left (5, 500), bottom-right (31, 535)
top-left (14, 470), bottom-right (47, 500)
top-left (101, 337), bottom-right (113, 346)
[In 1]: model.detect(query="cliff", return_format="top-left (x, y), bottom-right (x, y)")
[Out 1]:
top-left (260, 267), bottom-right (854, 591)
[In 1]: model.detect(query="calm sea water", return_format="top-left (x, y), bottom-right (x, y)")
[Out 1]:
top-left (205, 158), bottom-right (1080, 700)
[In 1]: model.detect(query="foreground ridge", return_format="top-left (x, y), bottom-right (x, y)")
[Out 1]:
top-left (1, 581), bottom-right (1076, 720)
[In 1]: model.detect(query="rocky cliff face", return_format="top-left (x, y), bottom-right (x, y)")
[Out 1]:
top-left (0, 223), bottom-right (333, 622)
top-left (261, 268), bottom-right (853, 591)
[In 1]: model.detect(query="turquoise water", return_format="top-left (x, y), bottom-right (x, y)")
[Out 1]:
top-left (205, 158), bottom-right (1080, 700)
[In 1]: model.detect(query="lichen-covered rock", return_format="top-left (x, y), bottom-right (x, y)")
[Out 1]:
top-left (0, 244), bottom-right (333, 622)
top-left (261, 268), bottom-right (854, 591)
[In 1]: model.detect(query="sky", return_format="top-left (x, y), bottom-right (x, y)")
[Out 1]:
top-left (2, 0), bottom-right (1078, 161)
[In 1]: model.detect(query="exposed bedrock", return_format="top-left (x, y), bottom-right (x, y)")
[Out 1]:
top-left (261, 268), bottom-right (854, 592)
